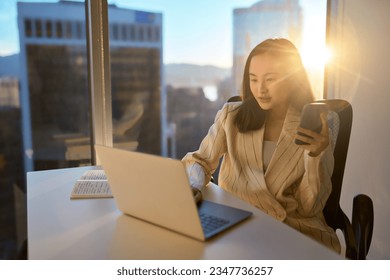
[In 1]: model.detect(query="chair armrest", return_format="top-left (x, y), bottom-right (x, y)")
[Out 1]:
top-left (324, 207), bottom-right (357, 259)
top-left (352, 194), bottom-right (374, 259)
top-left (339, 211), bottom-right (358, 259)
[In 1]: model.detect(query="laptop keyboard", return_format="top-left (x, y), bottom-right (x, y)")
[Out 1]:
top-left (199, 213), bottom-right (229, 234)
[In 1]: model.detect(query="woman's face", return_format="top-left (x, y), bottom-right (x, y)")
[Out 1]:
top-left (249, 53), bottom-right (293, 114)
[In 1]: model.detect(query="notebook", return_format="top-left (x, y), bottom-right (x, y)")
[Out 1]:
top-left (95, 145), bottom-right (252, 241)
top-left (70, 169), bottom-right (113, 199)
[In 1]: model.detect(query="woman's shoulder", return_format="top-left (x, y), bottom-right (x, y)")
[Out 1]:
top-left (213, 101), bottom-right (242, 124)
top-left (215, 101), bottom-right (241, 119)
top-left (221, 100), bottom-right (242, 113)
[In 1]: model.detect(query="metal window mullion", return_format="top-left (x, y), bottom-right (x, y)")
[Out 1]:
top-left (85, 0), bottom-right (113, 165)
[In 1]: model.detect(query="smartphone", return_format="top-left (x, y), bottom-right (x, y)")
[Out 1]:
top-left (295, 102), bottom-right (328, 145)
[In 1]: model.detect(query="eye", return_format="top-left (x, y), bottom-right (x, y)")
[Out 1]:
top-left (265, 77), bottom-right (275, 82)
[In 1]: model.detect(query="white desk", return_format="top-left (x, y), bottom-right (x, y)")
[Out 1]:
top-left (27, 166), bottom-right (341, 260)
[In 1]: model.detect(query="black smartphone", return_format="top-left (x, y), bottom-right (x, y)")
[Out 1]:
top-left (295, 102), bottom-right (328, 145)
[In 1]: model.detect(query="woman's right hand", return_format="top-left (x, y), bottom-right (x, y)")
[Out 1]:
top-left (191, 187), bottom-right (202, 204)
top-left (295, 112), bottom-right (330, 157)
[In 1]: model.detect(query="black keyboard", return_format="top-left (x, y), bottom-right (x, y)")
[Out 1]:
top-left (199, 213), bottom-right (229, 234)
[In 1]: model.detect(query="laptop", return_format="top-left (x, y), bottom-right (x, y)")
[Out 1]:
top-left (95, 145), bottom-right (252, 241)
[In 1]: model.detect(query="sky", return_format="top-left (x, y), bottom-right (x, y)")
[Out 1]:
top-left (0, 0), bottom-right (326, 68)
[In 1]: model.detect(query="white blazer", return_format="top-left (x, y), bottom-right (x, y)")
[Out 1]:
top-left (182, 102), bottom-right (341, 253)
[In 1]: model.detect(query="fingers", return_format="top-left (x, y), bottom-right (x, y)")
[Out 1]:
top-left (319, 112), bottom-right (329, 134)
top-left (295, 130), bottom-right (316, 145)
top-left (191, 187), bottom-right (202, 204)
top-left (296, 126), bottom-right (319, 139)
top-left (295, 118), bottom-right (329, 156)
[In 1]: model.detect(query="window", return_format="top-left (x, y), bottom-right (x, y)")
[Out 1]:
top-left (121, 25), bottom-right (127, 41)
top-left (0, 0), bottom-right (328, 259)
top-left (154, 26), bottom-right (160, 42)
top-left (111, 23), bottom-right (119, 40)
top-left (147, 26), bottom-right (152, 41)
top-left (35, 19), bottom-right (42, 37)
top-left (108, 6), bottom-right (162, 156)
top-left (46, 20), bottom-right (52, 38)
top-left (76, 21), bottom-right (83, 39)
top-left (138, 25), bottom-right (144, 41)
top-left (130, 25), bottom-right (136, 41)
top-left (24, 19), bottom-right (32, 37)
top-left (55, 20), bottom-right (63, 38)
top-left (65, 21), bottom-right (72, 38)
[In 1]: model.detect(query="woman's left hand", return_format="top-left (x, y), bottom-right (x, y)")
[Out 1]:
top-left (191, 187), bottom-right (203, 204)
top-left (295, 112), bottom-right (329, 157)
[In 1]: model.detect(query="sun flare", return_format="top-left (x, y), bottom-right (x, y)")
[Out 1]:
top-left (298, 35), bottom-right (331, 99)
top-left (300, 44), bottom-right (332, 70)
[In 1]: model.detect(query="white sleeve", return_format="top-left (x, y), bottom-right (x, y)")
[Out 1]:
top-left (181, 104), bottom-right (229, 189)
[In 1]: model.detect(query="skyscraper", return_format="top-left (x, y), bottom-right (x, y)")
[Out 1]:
top-left (17, 1), bottom-right (163, 171)
top-left (232, 0), bottom-right (302, 93)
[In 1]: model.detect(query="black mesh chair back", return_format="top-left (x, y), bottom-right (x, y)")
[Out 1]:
top-left (320, 99), bottom-right (373, 259)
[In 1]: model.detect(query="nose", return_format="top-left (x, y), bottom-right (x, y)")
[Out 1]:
top-left (256, 82), bottom-right (267, 96)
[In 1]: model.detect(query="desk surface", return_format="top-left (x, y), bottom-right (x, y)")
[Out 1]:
top-left (27, 166), bottom-right (340, 260)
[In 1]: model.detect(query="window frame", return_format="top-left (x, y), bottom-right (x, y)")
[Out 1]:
top-left (85, 0), bottom-right (113, 165)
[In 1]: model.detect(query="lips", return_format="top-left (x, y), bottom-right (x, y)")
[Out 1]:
top-left (259, 97), bottom-right (271, 103)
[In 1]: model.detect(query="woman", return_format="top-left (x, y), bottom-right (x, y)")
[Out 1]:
top-left (182, 38), bottom-right (341, 253)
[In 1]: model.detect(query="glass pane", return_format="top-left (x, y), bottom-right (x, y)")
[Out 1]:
top-left (16, 1), bottom-right (90, 171)
top-left (0, 0), bottom-right (88, 258)
top-left (108, 0), bottom-right (328, 160)
top-left (108, 6), bottom-right (163, 156)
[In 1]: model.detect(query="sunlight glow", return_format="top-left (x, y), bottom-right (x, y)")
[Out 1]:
top-left (298, 30), bottom-right (330, 99)
top-left (203, 86), bottom-right (218, 102)
top-left (300, 44), bottom-right (332, 70)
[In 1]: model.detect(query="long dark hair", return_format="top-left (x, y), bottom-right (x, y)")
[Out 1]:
top-left (234, 38), bottom-right (315, 133)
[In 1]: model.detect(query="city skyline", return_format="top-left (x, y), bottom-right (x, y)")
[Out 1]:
top-left (0, 0), bottom-right (326, 68)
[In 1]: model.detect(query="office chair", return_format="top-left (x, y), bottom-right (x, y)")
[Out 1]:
top-left (225, 96), bottom-right (374, 259)
top-left (319, 99), bottom-right (373, 259)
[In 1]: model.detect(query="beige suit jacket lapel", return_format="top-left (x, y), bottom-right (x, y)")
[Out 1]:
top-left (265, 107), bottom-right (304, 197)
top-left (236, 127), bottom-right (287, 217)
top-left (236, 127), bottom-right (266, 186)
